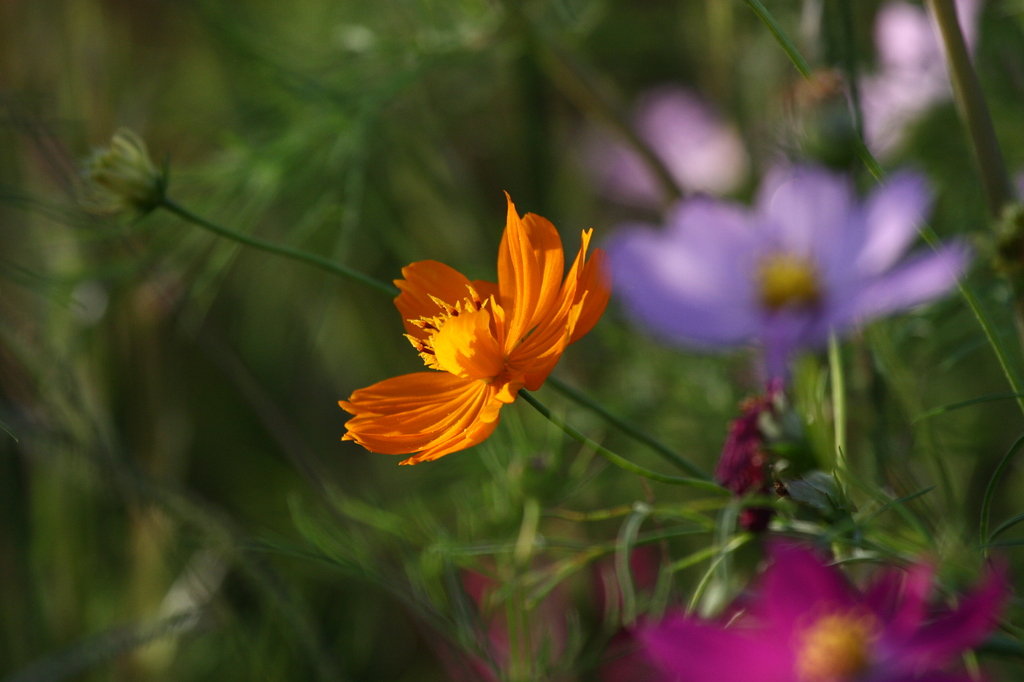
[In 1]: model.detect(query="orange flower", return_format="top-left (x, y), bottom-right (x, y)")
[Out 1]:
top-left (339, 193), bottom-right (611, 465)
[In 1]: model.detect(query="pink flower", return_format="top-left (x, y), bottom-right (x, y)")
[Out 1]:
top-left (585, 86), bottom-right (749, 206)
top-left (640, 543), bottom-right (1008, 682)
top-left (861, 0), bottom-right (982, 156)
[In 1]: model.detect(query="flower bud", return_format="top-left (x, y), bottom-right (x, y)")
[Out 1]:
top-left (83, 129), bottom-right (165, 214)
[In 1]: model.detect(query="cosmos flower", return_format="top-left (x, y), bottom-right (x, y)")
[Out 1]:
top-left (340, 193), bottom-right (610, 465)
top-left (607, 164), bottom-right (969, 379)
top-left (640, 543), bottom-right (1008, 682)
top-left (585, 86), bottom-right (749, 206)
top-left (861, 0), bottom-right (981, 156)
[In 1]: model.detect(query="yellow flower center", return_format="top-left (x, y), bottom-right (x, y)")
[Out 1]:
top-left (757, 253), bottom-right (822, 311)
top-left (406, 286), bottom-right (487, 369)
top-left (405, 285), bottom-right (506, 381)
top-left (796, 612), bottom-right (877, 682)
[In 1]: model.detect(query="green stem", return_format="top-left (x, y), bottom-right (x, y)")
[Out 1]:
top-left (979, 433), bottom-right (1024, 555)
top-left (615, 504), bottom-right (651, 626)
top-left (925, 0), bottom-right (1012, 218)
top-left (517, 390), bottom-right (727, 494)
top-left (947, 275), bottom-right (1024, 416)
top-left (546, 376), bottom-right (711, 479)
top-left (828, 333), bottom-right (848, 477)
top-left (742, 0), bottom-right (812, 78)
top-left (161, 198), bottom-right (736, 455)
top-left (160, 197), bottom-right (400, 297)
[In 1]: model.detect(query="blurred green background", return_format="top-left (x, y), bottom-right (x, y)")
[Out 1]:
top-left (2, 0), bottom-right (1024, 679)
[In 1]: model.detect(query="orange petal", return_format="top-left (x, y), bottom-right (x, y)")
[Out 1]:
top-left (508, 229), bottom-right (586, 364)
top-left (395, 260), bottom-right (476, 340)
top-left (509, 230), bottom-right (609, 390)
top-left (569, 246), bottom-right (611, 344)
top-left (340, 371), bottom-right (504, 463)
top-left (431, 308), bottom-right (505, 380)
top-left (496, 193), bottom-right (565, 351)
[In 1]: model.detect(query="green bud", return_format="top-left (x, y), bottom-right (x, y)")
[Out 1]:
top-left (83, 129), bottom-right (165, 214)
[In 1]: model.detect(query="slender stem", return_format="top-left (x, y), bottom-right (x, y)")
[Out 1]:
top-left (979, 433), bottom-right (1024, 555)
top-left (742, 0), bottom-right (812, 78)
top-left (546, 376), bottom-right (711, 479)
top-left (517, 390), bottom-right (727, 494)
top-left (615, 504), bottom-right (651, 626)
top-left (948, 274), bottom-right (1024, 417)
top-left (924, 216), bottom-right (1024, 416)
top-left (925, 0), bottom-right (1012, 218)
top-left (159, 197), bottom-right (400, 297)
top-left (161, 198), bottom-right (738, 453)
top-left (527, 23), bottom-right (685, 203)
top-left (828, 333), bottom-right (848, 476)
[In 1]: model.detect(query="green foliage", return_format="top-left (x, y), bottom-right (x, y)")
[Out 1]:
top-left (2, 0), bottom-right (1024, 679)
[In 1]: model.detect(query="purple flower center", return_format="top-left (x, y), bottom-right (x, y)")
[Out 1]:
top-left (756, 253), bottom-right (823, 311)
top-left (796, 611), bottom-right (878, 681)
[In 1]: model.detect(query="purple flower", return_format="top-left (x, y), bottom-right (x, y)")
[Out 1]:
top-left (861, 0), bottom-right (981, 156)
top-left (640, 543), bottom-right (1009, 682)
top-left (607, 164), bottom-right (970, 379)
top-left (585, 86), bottom-right (749, 206)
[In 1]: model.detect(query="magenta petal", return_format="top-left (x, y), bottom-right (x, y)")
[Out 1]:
top-left (857, 171), bottom-right (932, 275)
top-left (850, 242), bottom-right (970, 322)
top-left (880, 675), bottom-right (976, 682)
top-left (639, 614), bottom-right (792, 682)
top-left (600, 630), bottom-right (671, 682)
top-left (865, 563), bottom-right (936, 637)
top-left (897, 564), bottom-right (1009, 669)
top-left (749, 543), bottom-right (857, 632)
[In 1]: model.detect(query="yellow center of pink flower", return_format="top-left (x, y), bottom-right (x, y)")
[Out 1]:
top-left (796, 612), bottom-right (877, 682)
top-left (757, 253), bottom-right (822, 311)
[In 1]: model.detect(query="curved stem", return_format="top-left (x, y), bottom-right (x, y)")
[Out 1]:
top-left (517, 389), bottom-right (726, 494)
top-left (160, 197), bottom-right (400, 297)
top-left (159, 197), bottom-right (755, 478)
top-left (980, 433), bottom-right (1024, 554)
top-left (546, 376), bottom-right (711, 479)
